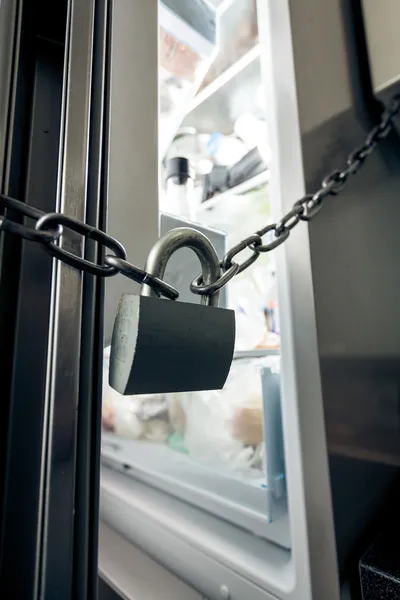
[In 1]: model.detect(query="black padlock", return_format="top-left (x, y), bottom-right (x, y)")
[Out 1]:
top-left (109, 228), bottom-right (236, 395)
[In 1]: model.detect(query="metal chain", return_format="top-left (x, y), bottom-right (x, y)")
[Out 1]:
top-left (1, 93), bottom-right (399, 300)
top-left (0, 194), bottom-right (178, 300)
top-left (190, 92), bottom-right (400, 296)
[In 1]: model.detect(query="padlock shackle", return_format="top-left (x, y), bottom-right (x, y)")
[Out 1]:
top-left (142, 227), bottom-right (221, 306)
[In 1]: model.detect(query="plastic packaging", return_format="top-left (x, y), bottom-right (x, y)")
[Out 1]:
top-left (102, 347), bottom-right (170, 442)
top-left (228, 277), bottom-right (267, 351)
top-left (102, 347), bottom-right (280, 480)
top-left (206, 132), bottom-right (248, 166)
top-left (181, 356), bottom-right (280, 477)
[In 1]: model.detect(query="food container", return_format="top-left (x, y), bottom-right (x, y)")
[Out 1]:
top-left (159, 0), bottom-right (219, 158)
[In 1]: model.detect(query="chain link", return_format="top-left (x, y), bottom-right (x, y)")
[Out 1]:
top-left (0, 194), bottom-right (178, 299)
top-left (36, 212), bottom-right (127, 277)
top-left (191, 93), bottom-right (400, 295)
top-left (1, 93), bottom-right (399, 299)
top-left (0, 193), bottom-right (63, 243)
top-left (104, 255), bottom-right (179, 300)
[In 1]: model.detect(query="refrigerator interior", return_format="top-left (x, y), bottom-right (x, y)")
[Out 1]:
top-left (99, 0), bottom-right (400, 599)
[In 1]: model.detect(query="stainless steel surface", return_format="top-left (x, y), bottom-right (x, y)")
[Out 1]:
top-left (39, 0), bottom-right (95, 596)
top-left (0, 0), bottom-right (19, 189)
top-left (0, 6), bottom-right (68, 597)
top-left (103, 0), bottom-right (159, 346)
top-left (74, 0), bottom-right (109, 595)
top-left (143, 227), bottom-right (221, 307)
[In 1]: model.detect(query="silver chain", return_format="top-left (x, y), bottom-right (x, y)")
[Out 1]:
top-left (1, 94), bottom-right (400, 300)
top-left (190, 93), bottom-right (400, 296)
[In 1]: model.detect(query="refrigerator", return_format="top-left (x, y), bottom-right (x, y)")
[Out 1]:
top-left (1, 1), bottom-right (400, 599)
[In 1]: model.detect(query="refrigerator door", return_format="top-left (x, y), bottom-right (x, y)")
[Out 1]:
top-left (101, 1), bottom-right (400, 599)
top-left (0, 0), bottom-right (107, 597)
top-left (361, 0), bottom-right (400, 96)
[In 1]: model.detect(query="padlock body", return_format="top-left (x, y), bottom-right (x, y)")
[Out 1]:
top-left (109, 294), bottom-right (235, 395)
